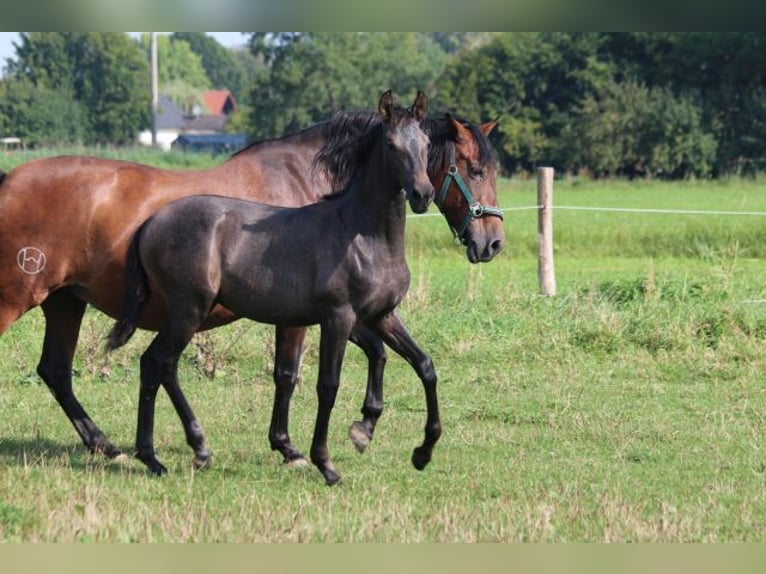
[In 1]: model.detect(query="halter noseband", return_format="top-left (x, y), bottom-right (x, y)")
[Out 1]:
top-left (434, 141), bottom-right (504, 245)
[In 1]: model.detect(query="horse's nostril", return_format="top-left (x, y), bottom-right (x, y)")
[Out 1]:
top-left (490, 239), bottom-right (504, 255)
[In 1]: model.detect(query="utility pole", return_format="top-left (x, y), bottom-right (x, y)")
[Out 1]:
top-left (150, 32), bottom-right (159, 148)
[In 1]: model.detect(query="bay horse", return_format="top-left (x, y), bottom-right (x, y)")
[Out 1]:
top-left (0, 93), bottom-right (503, 464)
top-left (107, 91), bottom-right (435, 485)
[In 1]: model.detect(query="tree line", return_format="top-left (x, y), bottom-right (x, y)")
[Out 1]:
top-left (1, 32), bottom-right (764, 178)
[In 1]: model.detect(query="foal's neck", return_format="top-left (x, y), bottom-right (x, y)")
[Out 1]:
top-left (344, 144), bottom-right (409, 247)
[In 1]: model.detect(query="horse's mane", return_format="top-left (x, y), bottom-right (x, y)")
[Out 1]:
top-left (312, 110), bottom-right (383, 190)
top-left (420, 116), bottom-right (497, 175)
top-left (227, 111), bottom-right (380, 163)
top-left (315, 110), bottom-right (498, 191)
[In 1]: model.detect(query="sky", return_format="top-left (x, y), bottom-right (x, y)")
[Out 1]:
top-left (0, 32), bottom-right (249, 66)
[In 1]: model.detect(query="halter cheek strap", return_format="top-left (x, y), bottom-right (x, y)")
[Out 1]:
top-left (434, 142), bottom-right (504, 245)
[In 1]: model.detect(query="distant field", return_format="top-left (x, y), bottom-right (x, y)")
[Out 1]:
top-left (1, 148), bottom-right (766, 541)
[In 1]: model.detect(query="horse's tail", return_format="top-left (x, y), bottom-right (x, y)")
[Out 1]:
top-left (105, 223), bottom-right (150, 351)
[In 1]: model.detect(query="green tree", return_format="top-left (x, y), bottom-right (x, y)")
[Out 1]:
top-left (558, 80), bottom-right (716, 178)
top-left (246, 33), bottom-right (447, 138)
top-left (171, 32), bottom-right (256, 102)
top-left (438, 33), bottom-right (612, 174)
top-left (136, 33), bottom-right (210, 114)
top-left (599, 32), bottom-right (766, 174)
top-left (0, 77), bottom-right (85, 146)
top-left (8, 32), bottom-right (149, 145)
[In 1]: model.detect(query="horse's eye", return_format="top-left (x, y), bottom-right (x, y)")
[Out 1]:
top-left (469, 165), bottom-right (486, 181)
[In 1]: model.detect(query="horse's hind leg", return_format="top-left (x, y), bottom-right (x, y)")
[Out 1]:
top-left (368, 311), bottom-right (441, 472)
top-left (269, 325), bottom-right (309, 467)
top-left (136, 326), bottom-right (210, 475)
top-left (38, 290), bottom-right (122, 458)
top-left (348, 323), bottom-right (387, 453)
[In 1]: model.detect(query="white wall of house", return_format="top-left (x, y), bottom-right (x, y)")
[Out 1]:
top-left (137, 129), bottom-right (181, 151)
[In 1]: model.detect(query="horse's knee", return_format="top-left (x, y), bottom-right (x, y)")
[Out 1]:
top-left (273, 367), bottom-right (298, 389)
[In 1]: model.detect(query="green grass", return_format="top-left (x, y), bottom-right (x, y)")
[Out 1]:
top-left (2, 150), bottom-right (766, 540)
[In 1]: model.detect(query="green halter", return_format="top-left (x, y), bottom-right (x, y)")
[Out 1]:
top-left (434, 141), bottom-right (504, 245)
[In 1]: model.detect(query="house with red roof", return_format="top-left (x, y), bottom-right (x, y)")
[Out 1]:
top-left (138, 89), bottom-right (239, 151)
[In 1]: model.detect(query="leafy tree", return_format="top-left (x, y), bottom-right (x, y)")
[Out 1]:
top-left (171, 32), bottom-right (256, 102)
top-left (246, 33), bottom-right (447, 138)
top-left (558, 80), bottom-right (716, 178)
top-left (437, 33), bottom-right (613, 174)
top-left (136, 33), bottom-right (209, 89)
top-left (0, 77), bottom-right (85, 146)
top-left (136, 33), bottom-right (210, 114)
top-left (599, 32), bottom-right (766, 174)
top-left (8, 32), bottom-right (149, 145)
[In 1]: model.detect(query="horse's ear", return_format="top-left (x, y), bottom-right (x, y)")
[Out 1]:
top-left (445, 112), bottom-right (469, 143)
top-left (445, 113), bottom-right (458, 137)
top-left (480, 118), bottom-right (499, 136)
top-left (378, 90), bottom-right (394, 120)
top-left (413, 90), bottom-right (428, 121)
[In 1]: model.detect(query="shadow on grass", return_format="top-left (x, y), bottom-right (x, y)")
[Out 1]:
top-left (0, 436), bottom-right (148, 475)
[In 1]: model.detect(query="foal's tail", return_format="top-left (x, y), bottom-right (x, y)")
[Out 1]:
top-left (105, 223), bottom-right (150, 351)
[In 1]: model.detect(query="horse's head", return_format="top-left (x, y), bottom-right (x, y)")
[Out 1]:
top-left (378, 90), bottom-right (434, 214)
top-left (429, 114), bottom-right (505, 263)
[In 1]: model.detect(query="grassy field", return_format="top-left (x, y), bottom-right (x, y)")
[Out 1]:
top-left (1, 148), bottom-right (766, 541)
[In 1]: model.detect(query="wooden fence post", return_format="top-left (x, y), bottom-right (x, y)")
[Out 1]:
top-left (537, 167), bottom-right (556, 296)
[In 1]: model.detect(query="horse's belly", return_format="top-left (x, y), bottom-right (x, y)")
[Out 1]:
top-left (218, 279), bottom-right (324, 327)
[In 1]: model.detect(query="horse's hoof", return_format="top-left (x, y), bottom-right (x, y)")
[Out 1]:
top-left (112, 453), bottom-right (131, 465)
top-left (149, 463), bottom-right (168, 476)
top-left (193, 454), bottom-right (211, 471)
top-left (285, 456), bottom-right (310, 469)
top-left (138, 453), bottom-right (168, 476)
top-left (101, 444), bottom-right (124, 459)
top-left (411, 446), bottom-right (431, 471)
top-left (324, 469), bottom-right (343, 486)
top-left (348, 421), bottom-right (371, 453)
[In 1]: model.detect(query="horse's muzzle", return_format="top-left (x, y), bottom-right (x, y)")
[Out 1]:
top-left (407, 181), bottom-right (435, 214)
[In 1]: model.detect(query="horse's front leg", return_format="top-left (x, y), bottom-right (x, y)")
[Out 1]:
top-left (310, 310), bottom-right (355, 486)
top-left (39, 290), bottom-right (123, 459)
top-left (269, 325), bottom-right (309, 467)
top-left (348, 323), bottom-right (387, 453)
top-left (368, 311), bottom-right (441, 471)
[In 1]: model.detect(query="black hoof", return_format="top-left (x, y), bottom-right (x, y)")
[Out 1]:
top-left (411, 446), bottom-right (431, 471)
top-left (149, 462), bottom-right (168, 476)
top-left (137, 453), bottom-right (168, 476)
top-left (324, 469), bottom-right (343, 486)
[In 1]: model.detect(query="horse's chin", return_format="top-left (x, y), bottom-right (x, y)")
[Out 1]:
top-left (466, 242), bottom-right (480, 264)
top-left (407, 197), bottom-right (430, 214)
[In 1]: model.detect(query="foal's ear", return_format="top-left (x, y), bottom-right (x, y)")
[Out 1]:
top-left (378, 90), bottom-right (395, 120)
top-left (412, 90), bottom-right (428, 121)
